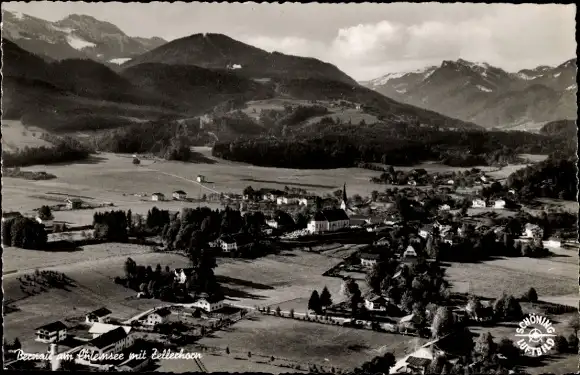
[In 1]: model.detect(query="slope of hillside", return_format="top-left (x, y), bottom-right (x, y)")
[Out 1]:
top-left (2, 10), bottom-right (166, 64)
top-left (121, 33), bottom-right (357, 85)
top-left (363, 58), bottom-right (577, 130)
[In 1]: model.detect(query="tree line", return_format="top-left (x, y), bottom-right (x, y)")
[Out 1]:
top-left (212, 122), bottom-right (572, 169)
top-left (3, 135), bottom-right (91, 167)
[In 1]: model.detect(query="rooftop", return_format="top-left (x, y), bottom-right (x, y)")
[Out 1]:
top-left (360, 252), bottom-right (381, 260)
top-left (35, 321), bottom-right (67, 332)
top-left (87, 327), bottom-right (128, 350)
top-left (87, 307), bottom-right (112, 318)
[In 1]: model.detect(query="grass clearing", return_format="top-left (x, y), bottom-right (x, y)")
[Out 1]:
top-left (445, 253), bottom-right (578, 301)
top-left (1, 120), bottom-right (53, 152)
top-left (198, 315), bottom-right (426, 370)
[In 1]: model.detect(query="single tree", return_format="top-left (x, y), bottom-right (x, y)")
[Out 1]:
top-left (225, 347), bottom-right (230, 355)
top-left (38, 205), bottom-right (53, 220)
top-left (473, 332), bottom-right (496, 360)
top-left (308, 290), bottom-right (321, 313)
top-left (524, 287), bottom-right (538, 302)
top-left (567, 314), bottom-right (580, 337)
top-left (431, 306), bottom-right (455, 338)
top-left (275, 306), bottom-right (281, 316)
top-left (319, 286), bottom-right (333, 310)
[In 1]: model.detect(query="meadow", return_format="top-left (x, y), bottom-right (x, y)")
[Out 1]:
top-left (197, 314), bottom-right (426, 371)
top-left (445, 246), bottom-right (578, 304)
top-left (1, 120), bottom-right (53, 152)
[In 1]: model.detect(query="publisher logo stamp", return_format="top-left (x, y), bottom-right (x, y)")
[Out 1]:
top-left (514, 313), bottom-right (556, 357)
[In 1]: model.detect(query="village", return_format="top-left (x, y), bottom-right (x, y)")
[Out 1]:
top-left (3, 161), bottom-right (579, 374)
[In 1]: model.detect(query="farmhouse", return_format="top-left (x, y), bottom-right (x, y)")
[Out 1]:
top-left (151, 193), bottom-right (165, 201)
top-left (35, 321), bottom-right (68, 343)
top-left (84, 327), bottom-right (135, 361)
top-left (196, 175), bottom-right (206, 183)
top-left (218, 233), bottom-right (253, 252)
top-left (390, 345), bottom-right (440, 375)
top-left (523, 223), bottom-right (543, 239)
top-left (276, 196), bottom-right (300, 205)
top-left (465, 301), bottom-right (494, 322)
top-left (403, 245), bottom-right (418, 258)
top-left (88, 323), bottom-right (132, 339)
top-left (143, 308), bottom-right (172, 326)
top-left (471, 199), bottom-right (486, 208)
top-left (298, 197), bottom-right (316, 206)
top-left (375, 237), bottom-right (390, 246)
top-left (364, 294), bottom-right (388, 311)
top-left (493, 199), bottom-right (506, 209)
top-left (172, 190), bottom-right (187, 200)
top-left (360, 252), bottom-right (381, 267)
top-left (191, 294), bottom-right (225, 312)
top-left (398, 313), bottom-right (424, 333)
top-left (65, 198), bottom-right (82, 210)
top-left (438, 204), bottom-right (451, 211)
top-left (85, 307), bottom-right (113, 324)
top-left (306, 209), bottom-right (350, 234)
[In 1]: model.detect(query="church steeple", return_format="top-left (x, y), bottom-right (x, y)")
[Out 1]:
top-left (340, 183), bottom-right (348, 211)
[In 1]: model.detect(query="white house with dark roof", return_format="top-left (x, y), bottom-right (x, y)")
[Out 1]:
top-left (86, 307), bottom-right (113, 324)
top-left (88, 323), bottom-right (131, 339)
top-left (493, 199), bottom-right (506, 209)
top-left (191, 294), bottom-right (226, 312)
top-left (360, 252), bottom-right (381, 267)
top-left (65, 198), bottom-right (83, 210)
top-left (364, 294), bottom-right (388, 311)
top-left (151, 193), bottom-right (165, 201)
top-left (403, 245), bottom-right (418, 258)
top-left (84, 327), bottom-right (134, 360)
top-left (35, 321), bottom-right (68, 343)
top-left (472, 198), bottom-right (486, 208)
top-left (523, 223), bottom-right (543, 239)
top-left (143, 308), bottom-right (172, 326)
top-left (172, 190), bottom-right (187, 200)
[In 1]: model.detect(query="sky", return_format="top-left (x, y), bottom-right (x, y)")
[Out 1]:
top-left (2, 2), bottom-right (576, 81)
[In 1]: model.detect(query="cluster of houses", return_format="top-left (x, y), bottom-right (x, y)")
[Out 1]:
top-left (471, 198), bottom-right (506, 209)
top-left (31, 288), bottom-right (228, 370)
top-left (150, 175), bottom-right (206, 202)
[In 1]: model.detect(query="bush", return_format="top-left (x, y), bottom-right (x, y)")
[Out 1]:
top-left (114, 276), bottom-right (123, 284)
top-left (522, 287), bottom-right (538, 302)
top-left (554, 335), bottom-right (568, 353)
top-left (567, 334), bottom-right (579, 352)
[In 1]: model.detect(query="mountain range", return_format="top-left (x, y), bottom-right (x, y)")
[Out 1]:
top-left (2, 9), bottom-right (166, 65)
top-left (2, 10), bottom-right (481, 139)
top-left (362, 58), bottom-right (577, 130)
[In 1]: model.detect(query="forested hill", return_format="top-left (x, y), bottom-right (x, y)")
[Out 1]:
top-left (212, 121), bottom-right (576, 169)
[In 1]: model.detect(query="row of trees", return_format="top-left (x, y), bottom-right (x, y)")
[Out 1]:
top-left (307, 286), bottom-right (333, 314)
top-left (2, 217), bottom-right (47, 249)
top-left (3, 135), bottom-right (91, 168)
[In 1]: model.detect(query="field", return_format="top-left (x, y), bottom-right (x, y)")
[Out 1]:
top-left (3, 243), bottom-right (358, 358)
top-left (197, 315), bottom-right (426, 371)
top-left (445, 246), bottom-right (578, 303)
top-left (1, 120), bottom-right (53, 152)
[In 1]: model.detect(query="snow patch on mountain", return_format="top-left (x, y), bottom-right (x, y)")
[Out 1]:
top-left (66, 35), bottom-right (96, 50)
top-left (9, 10), bottom-right (25, 20)
top-left (50, 25), bottom-right (73, 33)
top-left (553, 72), bottom-right (561, 78)
top-left (517, 72), bottom-right (536, 80)
top-left (109, 57), bottom-right (132, 65)
top-left (396, 89), bottom-right (407, 94)
top-left (566, 84), bottom-right (577, 91)
top-left (477, 85), bottom-right (493, 93)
